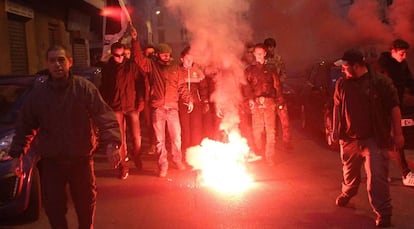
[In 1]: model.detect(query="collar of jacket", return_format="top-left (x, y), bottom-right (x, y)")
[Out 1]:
top-left (47, 73), bottom-right (72, 90)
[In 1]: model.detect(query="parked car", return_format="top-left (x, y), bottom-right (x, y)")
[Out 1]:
top-left (299, 60), bottom-right (340, 149)
top-left (0, 67), bottom-right (102, 221)
top-left (0, 75), bottom-right (42, 221)
top-left (300, 60), bottom-right (414, 149)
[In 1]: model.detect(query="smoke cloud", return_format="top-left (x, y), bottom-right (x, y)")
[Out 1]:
top-left (248, 0), bottom-right (414, 76)
top-left (166, 0), bottom-right (252, 133)
top-left (163, 0), bottom-right (414, 121)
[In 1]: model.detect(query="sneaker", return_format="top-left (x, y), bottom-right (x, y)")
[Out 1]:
top-left (174, 162), bottom-right (186, 170)
top-left (246, 152), bottom-right (262, 162)
top-left (147, 145), bottom-right (157, 155)
top-left (335, 193), bottom-right (350, 207)
top-left (119, 167), bottom-right (129, 180)
top-left (402, 171), bottom-right (414, 187)
top-left (376, 215), bottom-right (391, 228)
top-left (159, 168), bottom-right (167, 177)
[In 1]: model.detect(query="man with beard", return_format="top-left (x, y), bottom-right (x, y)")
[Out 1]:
top-left (130, 28), bottom-right (193, 177)
top-left (333, 48), bottom-right (404, 227)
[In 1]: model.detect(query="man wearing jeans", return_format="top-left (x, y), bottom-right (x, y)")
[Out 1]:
top-left (332, 49), bottom-right (404, 228)
top-left (100, 42), bottom-right (144, 179)
top-left (131, 28), bottom-right (193, 177)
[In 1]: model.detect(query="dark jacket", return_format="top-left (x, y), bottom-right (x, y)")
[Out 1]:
top-left (178, 64), bottom-right (209, 104)
top-left (10, 74), bottom-right (121, 159)
top-left (332, 64), bottom-right (400, 148)
top-left (377, 51), bottom-right (414, 107)
top-left (100, 58), bottom-right (144, 112)
top-left (243, 62), bottom-right (285, 105)
top-left (132, 41), bottom-right (192, 109)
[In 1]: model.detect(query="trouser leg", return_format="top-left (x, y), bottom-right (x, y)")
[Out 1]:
top-left (277, 106), bottom-right (291, 143)
top-left (68, 159), bottom-right (97, 229)
top-left (264, 108), bottom-right (276, 158)
top-left (179, 103), bottom-right (190, 152)
top-left (340, 140), bottom-right (363, 197)
top-left (153, 107), bottom-right (168, 168)
top-left (167, 109), bottom-right (183, 164)
top-left (251, 110), bottom-right (264, 156)
top-left (41, 160), bottom-right (69, 229)
top-left (363, 139), bottom-right (392, 218)
top-left (395, 148), bottom-right (411, 177)
top-left (126, 111), bottom-right (142, 158)
top-left (114, 112), bottom-right (127, 168)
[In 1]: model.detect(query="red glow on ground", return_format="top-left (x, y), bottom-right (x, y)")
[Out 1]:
top-left (186, 131), bottom-right (254, 193)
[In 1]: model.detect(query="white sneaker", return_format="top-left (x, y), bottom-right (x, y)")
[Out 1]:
top-left (402, 172), bottom-right (414, 187)
top-left (159, 168), bottom-right (167, 177)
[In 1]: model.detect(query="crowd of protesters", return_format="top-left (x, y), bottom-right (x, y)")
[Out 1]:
top-left (9, 18), bottom-right (414, 227)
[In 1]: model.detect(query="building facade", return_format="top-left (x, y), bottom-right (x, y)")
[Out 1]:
top-left (0, 0), bottom-right (104, 75)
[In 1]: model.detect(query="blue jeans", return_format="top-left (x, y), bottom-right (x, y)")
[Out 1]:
top-left (114, 110), bottom-right (141, 168)
top-left (339, 138), bottom-right (392, 217)
top-left (152, 106), bottom-right (183, 169)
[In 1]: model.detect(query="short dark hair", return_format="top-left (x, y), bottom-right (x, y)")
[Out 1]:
top-left (46, 45), bottom-right (71, 59)
top-left (180, 46), bottom-right (191, 58)
top-left (264, 37), bottom-right (276, 48)
top-left (110, 42), bottom-right (125, 53)
top-left (392, 39), bottom-right (410, 50)
top-left (144, 44), bottom-right (155, 51)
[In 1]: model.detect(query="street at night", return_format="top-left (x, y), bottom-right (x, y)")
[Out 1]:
top-left (2, 121), bottom-right (414, 229)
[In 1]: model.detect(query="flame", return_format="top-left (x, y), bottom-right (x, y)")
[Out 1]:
top-left (186, 131), bottom-right (254, 193)
top-left (100, 6), bottom-right (123, 19)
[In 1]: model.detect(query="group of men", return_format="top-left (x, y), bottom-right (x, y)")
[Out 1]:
top-left (7, 20), bottom-right (414, 228)
top-left (332, 38), bottom-right (414, 228)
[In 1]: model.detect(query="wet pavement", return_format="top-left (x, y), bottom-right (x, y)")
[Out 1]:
top-left (2, 122), bottom-right (414, 229)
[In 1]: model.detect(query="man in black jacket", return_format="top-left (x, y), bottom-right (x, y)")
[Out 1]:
top-left (10, 45), bottom-right (121, 229)
top-left (100, 42), bottom-right (145, 179)
top-left (333, 49), bottom-right (404, 227)
top-left (377, 38), bottom-right (414, 187)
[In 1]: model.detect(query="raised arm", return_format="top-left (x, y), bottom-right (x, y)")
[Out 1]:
top-left (130, 27), bottom-right (152, 73)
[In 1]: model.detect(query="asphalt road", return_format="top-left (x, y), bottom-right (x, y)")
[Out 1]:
top-left (2, 121), bottom-right (414, 229)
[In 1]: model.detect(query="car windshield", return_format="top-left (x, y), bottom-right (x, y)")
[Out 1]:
top-left (0, 85), bottom-right (29, 124)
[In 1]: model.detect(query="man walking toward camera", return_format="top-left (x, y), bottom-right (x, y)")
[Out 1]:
top-left (332, 48), bottom-right (404, 228)
top-left (10, 45), bottom-right (121, 229)
top-left (377, 38), bottom-right (414, 187)
top-left (100, 42), bottom-right (145, 179)
top-left (130, 28), bottom-right (193, 177)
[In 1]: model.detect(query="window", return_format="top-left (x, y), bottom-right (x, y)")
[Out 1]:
top-left (48, 23), bottom-right (60, 46)
top-left (7, 13), bottom-right (29, 74)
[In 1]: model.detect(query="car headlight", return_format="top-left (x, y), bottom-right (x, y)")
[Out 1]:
top-left (0, 133), bottom-right (15, 161)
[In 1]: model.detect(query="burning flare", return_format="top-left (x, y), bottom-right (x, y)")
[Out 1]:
top-left (186, 130), bottom-right (254, 193)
